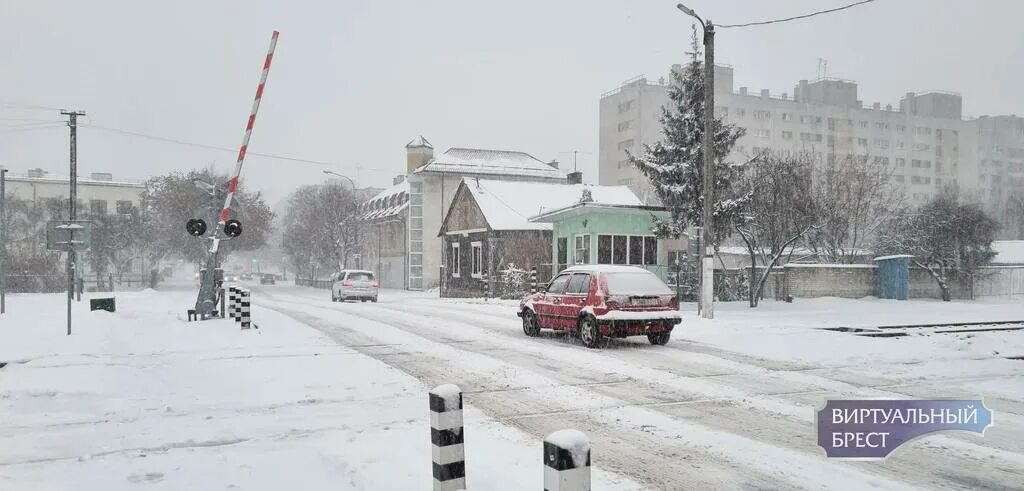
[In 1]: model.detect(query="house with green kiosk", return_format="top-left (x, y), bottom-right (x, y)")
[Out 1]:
top-left (529, 189), bottom-right (682, 283)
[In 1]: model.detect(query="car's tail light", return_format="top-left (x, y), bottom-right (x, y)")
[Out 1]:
top-left (341, 280), bottom-right (353, 286)
top-left (669, 296), bottom-right (680, 309)
top-left (369, 280), bottom-right (379, 287)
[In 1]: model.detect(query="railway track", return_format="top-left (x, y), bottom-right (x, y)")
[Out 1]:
top-left (822, 319), bottom-right (1024, 337)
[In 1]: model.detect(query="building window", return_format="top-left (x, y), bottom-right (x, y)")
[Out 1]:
top-left (799, 115), bottom-right (809, 124)
top-left (115, 200), bottom-right (133, 215)
top-left (618, 139), bottom-right (634, 151)
top-left (874, 138), bottom-right (889, 149)
top-left (89, 199), bottom-right (108, 215)
top-left (574, 235), bottom-right (590, 264)
top-left (914, 143), bottom-right (931, 152)
top-left (618, 101), bottom-right (633, 113)
top-left (618, 178), bottom-right (634, 186)
top-left (597, 234), bottom-right (657, 265)
top-left (754, 129), bottom-right (770, 138)
top-left (754, 110), bottom-right (771, 120)
top-left (735, 108), bottom-right (746, 117)
top-left (450, 243), bottom-right (460, 277)
top-left (617, 121), bottom-right (631, 132)
top-left (782, 131), bottom-right (793, 140)
top-left (894, 175), bottom-right (905, 183)
top-left (471, 242), bottom-right (483, 278)
top-left (896, 158), bottom-right (906, 167)
top-left (857, 138), bottom-right (868, 146)
top-left (781, 112), bottom-right (793, 121)
top-left (896, 124), bottom-right (906, 132)
top-left (859, 121), bottom-right (868, 128)
top-left (911, 176), bottom-right (922, 184)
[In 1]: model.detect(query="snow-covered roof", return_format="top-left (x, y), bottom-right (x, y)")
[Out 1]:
top-left (562, 264), bottom-right (653, 274)
top-left (992, 240), bottom-right (1024, 264)
top-left (462, 179), bottom-right (641, 231)
top-left (406, 135), bottom-right (432, 149)
top-left (415, 148), bottom-right (565, 179)
top-left (360, 180), bottom-right (409, 220)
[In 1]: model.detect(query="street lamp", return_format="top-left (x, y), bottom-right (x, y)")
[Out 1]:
top-left (322, 170), bottom-right (356, 190)
top-left (677, 2), bottom-right (716, 320)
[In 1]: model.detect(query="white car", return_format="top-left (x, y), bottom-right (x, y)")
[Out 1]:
top-left (331, 270), bottom-right (379, 303)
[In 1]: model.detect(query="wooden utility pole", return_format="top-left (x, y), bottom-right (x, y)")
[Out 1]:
top-left (61, 110), bottom-right (86, 334)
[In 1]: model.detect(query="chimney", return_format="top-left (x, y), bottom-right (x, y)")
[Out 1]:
top-left (567, 171), bottom-right (583, 184)
top-left (760, 89), bottom-right (770, 98)
top-left (548, 159), bottom-right (559, 169)
top-left (782, 92), bottom-right (788, 100)
top-left (872, 102), bottom-right (880, 110)
top-left (90, 172), bottom-right (113, 181)
top-left (27, 168), bottom-right (46, 178)
top-left (886, 104), bottom-right (892, 111)
top-left (393, 174), bottom-right (406, 185)
top-left (739, 87), bottom-right (748, 96)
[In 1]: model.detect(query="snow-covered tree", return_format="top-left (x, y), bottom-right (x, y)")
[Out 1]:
top-left (875, 189), bottom-right (999, 301)
top-left (627, 28), bottom-right (747, 244)
top-left (734, 151), bottom-right (818, 307)
top-left (281, 181), bottom-right (362, 279)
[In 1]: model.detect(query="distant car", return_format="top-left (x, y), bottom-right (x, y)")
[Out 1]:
top-left (517, 265), bottom-right (681, 348)
top-left (241, 273), bottom-right (253, 281)
top-left (330, 270), bottom-right (379, 302)
top-left (259, 274), bottom-right (276, 285)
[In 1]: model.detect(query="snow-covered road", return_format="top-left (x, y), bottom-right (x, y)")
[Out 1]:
top-left (253, 284), bottom-right (1024, 490)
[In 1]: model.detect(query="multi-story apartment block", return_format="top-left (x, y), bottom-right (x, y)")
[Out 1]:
top-left (599, 65), bottom-right (1019, 218)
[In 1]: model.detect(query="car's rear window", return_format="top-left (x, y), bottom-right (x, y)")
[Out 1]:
top-left (604, 271), bottom-right (672, 295)
top-left (346, 272), bottom-right (374, 282)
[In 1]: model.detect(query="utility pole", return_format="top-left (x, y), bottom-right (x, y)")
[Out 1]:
top-left (677, 3), bottom-right (715, 319)
top-left (62, 110), bottom-right (85, 334)
top-left (1, 166), bottom-right (7, 314)
top-left (700, 21), bottom-right (715, 319)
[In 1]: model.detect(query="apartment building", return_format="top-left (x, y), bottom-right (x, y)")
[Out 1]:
top-left (973, 115), bottom-right (1024, 223)
top-left (599, 65), bottom-right (1010, 211)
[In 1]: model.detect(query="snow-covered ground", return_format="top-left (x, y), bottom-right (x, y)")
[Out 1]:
top-left (0, 289), bottom-right (640, 490)
top-left (249, 284), bottom-right (1024, 489)
top-left (2, 283), bottom-right (1022, 489)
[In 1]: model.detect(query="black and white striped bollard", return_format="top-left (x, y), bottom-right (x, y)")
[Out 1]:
top-left (429, 384), bottom-right (465, 491)
top-left (529, 267), bottom-right (538, 293)
top-left (229, 286), bottom-right (240, 322)
top-left (544, 429), bottom-right (591, 491)
top-left (240, 288), bottom-right (251, 329)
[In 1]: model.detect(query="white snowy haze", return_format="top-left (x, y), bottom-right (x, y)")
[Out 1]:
top-left (2, 0), bottom-right (1023, 202)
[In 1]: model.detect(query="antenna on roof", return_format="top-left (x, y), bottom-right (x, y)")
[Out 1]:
top-left (557, 149), bottom-right (592, 172)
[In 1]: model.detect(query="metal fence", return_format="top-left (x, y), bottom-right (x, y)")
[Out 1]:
top-left (3, 272), bottom-right (152, 293)
top-left (295, 278), bottom-right (332, 289)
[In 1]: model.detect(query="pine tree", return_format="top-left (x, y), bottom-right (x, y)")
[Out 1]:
top-left (628, 28), bottom-right (747, 244)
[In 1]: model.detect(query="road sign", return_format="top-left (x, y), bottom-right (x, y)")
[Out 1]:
top-left (46, 220), bottom-right (92, 252)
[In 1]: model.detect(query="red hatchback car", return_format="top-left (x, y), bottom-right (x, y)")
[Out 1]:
top-left (517, 265), bottom-right (682, 348)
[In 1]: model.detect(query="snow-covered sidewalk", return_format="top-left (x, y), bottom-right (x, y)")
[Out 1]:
top-left (0, 290), bottom-right (639, 490)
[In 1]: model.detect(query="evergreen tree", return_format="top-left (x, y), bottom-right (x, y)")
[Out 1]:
top-left (628, 29), bottom-right (747, 244)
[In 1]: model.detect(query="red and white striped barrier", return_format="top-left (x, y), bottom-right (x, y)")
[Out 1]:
top-left (211, 30), bottom-right (279, 254)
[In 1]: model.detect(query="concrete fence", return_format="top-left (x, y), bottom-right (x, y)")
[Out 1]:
top-left (428, 384), bottom-right (591, 491)
top-left (779, 263), bottom-right (1006, 300)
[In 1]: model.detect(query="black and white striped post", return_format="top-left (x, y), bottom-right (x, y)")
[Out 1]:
top-left (228, 286), bottom-right (240, 322)
top-left (543, 429), bottom-right (591, 491)
top-left (429, 384), bottom-right (465, 491)
top-left (239, 288), bottom-right (251, 329)
top-left (530, 267), bottom-right (538, 293)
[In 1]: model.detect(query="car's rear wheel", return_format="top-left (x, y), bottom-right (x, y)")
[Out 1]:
top-left (579, 315), bottom-right (603, 349)
top-left (521, 310), bottom-right (540, 337)
top-left (371, 297), bottom-right (378, 303)
top-left (331, 293), bottom-right (338, 302)
top-left (647, 331), bottom-right (671, 345)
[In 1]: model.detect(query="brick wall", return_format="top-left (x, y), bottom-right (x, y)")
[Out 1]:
top-left (783, 264), bottom-right (877, 298)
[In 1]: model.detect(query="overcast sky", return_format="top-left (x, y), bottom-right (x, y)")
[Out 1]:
top-left (2, 0), bottom-right (1022, 204)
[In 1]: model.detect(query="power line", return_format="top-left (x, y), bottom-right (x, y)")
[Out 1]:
top-left (79, 123), bottom-right (397, 175)
top-left (717, 0), bottom-right (877, 29)
top-left (0, 123), bottom-right (65, 133)
top-left (0, 100), bottom-right (65, 112)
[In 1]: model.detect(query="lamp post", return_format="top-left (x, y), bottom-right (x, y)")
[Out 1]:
top-left (677, 3), bottom-right (716, 319)
top-left (322, 170), bottom-right (359, 270)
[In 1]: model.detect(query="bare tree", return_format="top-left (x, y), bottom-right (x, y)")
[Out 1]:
top-left (807, 154), bottom-right (903, 263)
top-left (734, 151), bottom-right (818, 307)
top-left (281, 182), bottom-right (361, 279)
top-left (875, 189), bottom-right (999, 301)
